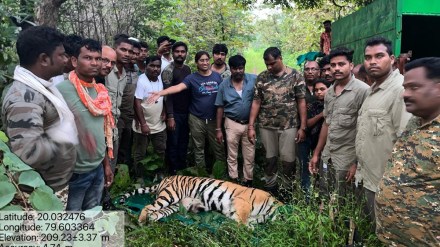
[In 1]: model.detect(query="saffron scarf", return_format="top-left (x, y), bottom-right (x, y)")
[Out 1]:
top-left (68, 71), bottom-right (115, 159)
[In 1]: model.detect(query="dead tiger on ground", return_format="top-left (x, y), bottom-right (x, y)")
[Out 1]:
top-left (119, 175), bottom-right (284, 226)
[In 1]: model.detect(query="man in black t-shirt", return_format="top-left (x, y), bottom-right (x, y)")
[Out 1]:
top-left (161, 41), bottom-right (192, 174)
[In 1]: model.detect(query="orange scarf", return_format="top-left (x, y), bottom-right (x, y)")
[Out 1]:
top-left (69, 71), bottom-right (115, 159)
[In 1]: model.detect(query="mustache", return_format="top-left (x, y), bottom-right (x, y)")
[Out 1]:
top-left (403, 97), bottom-right (414, 103)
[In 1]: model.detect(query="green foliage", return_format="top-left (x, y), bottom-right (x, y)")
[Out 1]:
top-left (0, 131), bottom-right (63, 211)
top-left (139, 152), bottom-right (164, 174)
top-left (211, 161), bottom-right (227, 179)
top-left (234, 0), bottom-right (374, 9)
top-left (156, 0), bottom-right (255, 69)
top-left (177, 166), bottom-right (210, 178)
top-left (125, 186), bottom-right (381, 246)
top-left (58, 0), bottom-right (174, 44)
top-left (0, 181), bottom-right (16, 208)
top-left (110, 164), bottom-right (134, 196)
top-left (0, 0), bottom-right (20, 86)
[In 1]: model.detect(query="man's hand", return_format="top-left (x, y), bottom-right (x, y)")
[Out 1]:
top-left (104, 164), bottom-right (114, 188)
top-left (160, 112), bottom-right (166, 122)
top-left (147, 92), bottom-right (161, 104)
top-left (346, 163), bottom-right (357, 182)
top-left (248, 128), bottom-right (256, 145)
top-left (167, 118), bottom-right (176, 131)
top-left (157, 41), bottom-right (171, 56)
top-left (141, 124), bottom-right (151, 135)
top-left (309, 154), bottom-right (320, 174)
top-left (215, 129), bottom-right (223, 144)
top-left (295, 129), bottom-right (306, 143)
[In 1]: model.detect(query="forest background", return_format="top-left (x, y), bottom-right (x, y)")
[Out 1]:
top-left (0, 0), bottom-right (382, 246)
top-left (1, 0), bottom-right (373, 82)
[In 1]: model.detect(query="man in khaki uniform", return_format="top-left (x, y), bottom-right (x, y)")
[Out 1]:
top-left (105, 36), bottom-right (133, 170)
top-left (355, 37), bottom-right (411, 224)
top-left (310, 47), bottom-right (369, 202)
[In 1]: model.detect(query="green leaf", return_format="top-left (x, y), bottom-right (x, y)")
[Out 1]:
top-left (212, 161), bottom-right (227, 179)
top-left (37, 185), bottom-right (54, 194)
top-left (0, 131), bottom-right (8, 142)
top-left (0, 173), bottom-right (8, 181)
top-left (19, 170), bottom-right (45, 188)
top-left (29, 187), bottom-right (63, 211)
top-left (3, 152), bottom-right (32, 172)
top-left (145, 163), bottom-right (159, 171)
top-left (0, 181), bottom-right (16, 208)
top-left (1, 204), bottom-right (22, 211)
top-left (0, 141), bottom-right (10, 152)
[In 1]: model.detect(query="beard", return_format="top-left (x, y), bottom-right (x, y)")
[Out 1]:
top-left (231, 73), bottom-right (244, 81)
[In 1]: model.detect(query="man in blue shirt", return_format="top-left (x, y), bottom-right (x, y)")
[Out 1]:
top-left (148, 51), bottom-right (225, 172)
top-left (215, 55), bottom-right (256, 186)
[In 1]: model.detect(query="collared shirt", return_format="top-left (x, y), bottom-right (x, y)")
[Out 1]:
top-left (253, 68), bottom-right (306, 130)
top-left (118, 66), bottom-right (139, 128)
top-left (356, 70), bottom-right (411, 192)
top-left (215, 73), bottom-right (257, 121)
top-left (105, 65), bottom-right (127, 128)
top-left (376, 115), bottom-right (440, 246)
top-left (322, 75), bottom-right (369, 170)
top-left (161, 55), bottom-right (173, 74)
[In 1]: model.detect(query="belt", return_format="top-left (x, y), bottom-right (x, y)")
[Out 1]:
top-left (228, 117), bottom-right (249, 125)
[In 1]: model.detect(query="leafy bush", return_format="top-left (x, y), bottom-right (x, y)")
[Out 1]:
top-left (0, 132), bottom-right (63, 211)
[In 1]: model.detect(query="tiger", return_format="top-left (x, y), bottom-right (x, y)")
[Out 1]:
top-left (119, 175), bottom-right (284, 226)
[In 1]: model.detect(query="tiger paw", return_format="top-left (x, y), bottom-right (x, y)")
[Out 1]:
top-left (138, 210), bottom-right (149, 224)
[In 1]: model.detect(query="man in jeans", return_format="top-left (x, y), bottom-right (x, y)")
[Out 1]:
top-left (215, 55), bottom-right (256, 186)
top-left (57, 39), bottom-right (114, 210)
top-left (248, 47), bottom-right (307, 195)
top-left (148, 51), bottom-right (225, 173)
top-left (161, 42), bottom-right (192, 174)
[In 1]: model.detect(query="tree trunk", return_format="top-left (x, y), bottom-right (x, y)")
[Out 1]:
top-left (35, 0), bottom-right (67, 27)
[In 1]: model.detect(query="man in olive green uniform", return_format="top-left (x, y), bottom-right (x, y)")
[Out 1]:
top-left (310, 47), bottom-right (369, 202)
top-left (356, 37), bottom-right (411, 224)
top-left (376, 57), bottom-right (440, 246)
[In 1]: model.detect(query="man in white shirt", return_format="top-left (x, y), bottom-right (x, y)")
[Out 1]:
top-left (132, 56), bottom-right (167, 180)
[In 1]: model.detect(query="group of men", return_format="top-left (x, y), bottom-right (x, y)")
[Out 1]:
top-left (1, 24), bottom-right (438, 246)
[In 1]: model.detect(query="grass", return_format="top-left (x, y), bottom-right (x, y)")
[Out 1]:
top-left (117, 175), bottom-right (382, 246)
top-left (114, 140), bottom-right (382, 246)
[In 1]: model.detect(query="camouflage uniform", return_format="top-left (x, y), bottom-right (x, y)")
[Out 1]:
top-left (2, 80), bottom-right (76, 191)
top-left (254, 68), bottom-right (306, 130)
top-left (376, 115), bottom-right (440, 246)
top-left (220, 64), bottom-right (231, 80)
top-left (253, 68), bottom-right (306, 189)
